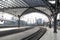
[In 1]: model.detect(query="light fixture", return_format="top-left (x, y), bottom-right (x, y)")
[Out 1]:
top-left (3, 0), bottom-right (10, 1)
top-left (3, 0), bottom-right (6, 1)
top-left (8, 0), bottom-right (10, 1)
top-left (48, 1), bottom-right (55, 4)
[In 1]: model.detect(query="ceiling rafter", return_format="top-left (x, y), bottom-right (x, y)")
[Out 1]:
top-left (11, 0), bottom-right (21, 7)
top-left (19, 0), bottom-right (29, 7)
top-left (14, 0), bottom-right (23, 7)
top-left (0, 0), bottom-right (59, 9)
top-left (2, 0), bottom-right (20, 7)
top-left (0, 1), bottom-right (12, 8)
top-left (4, 0), bottom-right (16, 7)
top-left (0, 0), bottom-right (47, 8)
top-left (19, 0), bottom-right (28, 7)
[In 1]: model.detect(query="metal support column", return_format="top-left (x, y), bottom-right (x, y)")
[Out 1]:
top-left (49, 17), bottom-right (52, 28)
top-left (49, 20), bottom-right (51, 28)
top-left (18, 15), bottom-right (20, 27)
top-left (54, 14), bottom-right (57, 33)
top-left (53, 0), bottom-right (59, 33)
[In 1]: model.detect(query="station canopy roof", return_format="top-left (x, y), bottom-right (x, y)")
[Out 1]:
top-left (0, 0), bottom-right (47, 8)
top-left (0, 0), bottom-right (59, 17)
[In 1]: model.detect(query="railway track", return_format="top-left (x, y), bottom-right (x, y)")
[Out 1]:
top-left (22, 28), bottom-right (47, 40)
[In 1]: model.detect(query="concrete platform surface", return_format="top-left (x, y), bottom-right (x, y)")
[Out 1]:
top-left (0, 26), bottom-right (31, 31)
top-left (0, 27), bottom-right (40, 40)
top-left (40, 27), bottom-right (60, 40)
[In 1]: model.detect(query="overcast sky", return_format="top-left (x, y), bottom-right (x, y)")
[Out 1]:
top-left (20, 12), bottom-right (49, 24)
